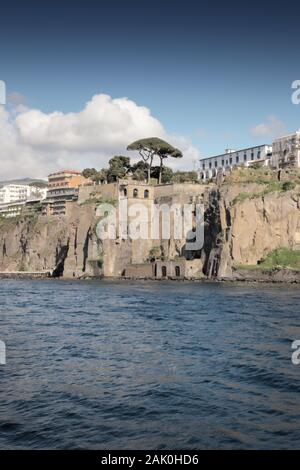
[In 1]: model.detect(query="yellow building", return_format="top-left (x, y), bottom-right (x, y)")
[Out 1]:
top-left (43, 170), bottom-right (92, 216)
top-left (48, 170), bottom-right (91, 189)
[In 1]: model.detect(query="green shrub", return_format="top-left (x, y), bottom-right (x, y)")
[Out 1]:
top-left (146, 246), bottom-right (165, 262)
top-left (282, 181), bottom-right (296, 192)
top-left (80, 196), bottom-right (117, 206)
top-left (236, 248), bottom-right (300, 271)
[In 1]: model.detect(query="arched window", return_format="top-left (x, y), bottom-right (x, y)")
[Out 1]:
top-left (123, 188), bottom-right (127, 197)
top-left (133, 188), bottom-right (138, 198)
top-left (175, 266), bottom-right (180, 277)
top-left (144, 189), bottom-right (149, 199)
top-left (161, 266), bottom-right (167, 277)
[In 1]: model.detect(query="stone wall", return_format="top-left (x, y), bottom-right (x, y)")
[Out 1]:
top-left (77, 182), bottom-right (118, 204)
top-left (123, 263), bottom-right (154, 278)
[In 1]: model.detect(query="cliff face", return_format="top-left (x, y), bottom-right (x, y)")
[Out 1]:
top-left (0, 204), bottom-right (102, 278)
top-left (0, 182), bottom-right (300, 279)
top-left (203, 184), bottom-right (300, 278)
top-left (0, 201), bottom-right (161, 278)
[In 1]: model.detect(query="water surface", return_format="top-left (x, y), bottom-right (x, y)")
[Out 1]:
top-left (0, 279), bottom-right (300, 449)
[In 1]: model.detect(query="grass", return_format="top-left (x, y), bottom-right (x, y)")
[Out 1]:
top-left (226, 166), bottom-right (276, 185)
top-left (227, 166), bottom-right (300, 186)
top-left (235, 248), bottom-right (300, 271)
top-left (232, 181), bottom-right (298, 205)
top-left (79, 196), bottom-right (117, 206)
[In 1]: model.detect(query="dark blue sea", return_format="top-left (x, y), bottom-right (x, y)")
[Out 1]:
top-left (0, 279), bottom-right (300, 449)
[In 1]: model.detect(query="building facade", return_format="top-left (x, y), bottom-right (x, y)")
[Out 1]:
top-left (123, 259), bottom-right (202, 279)
top-left (42, 188), bottom-right (79, 216)
top-left (271, 130), bottom-right (300, 168)
top-left (0, 201), bottom-right (26, 218)
top-left (1, 184), bottom-right (29, 204)
top-left (47, 170), bottom-right (91, 189)
top-left (199, 145), bottom-right (272, 181)
top-left (42, 170), bottom-right (91, 216)
top-left (0, 184), bottom-right (47, 204)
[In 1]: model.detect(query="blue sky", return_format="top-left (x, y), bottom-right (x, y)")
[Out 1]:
top-left (0, 0), bottom-right (300, 177)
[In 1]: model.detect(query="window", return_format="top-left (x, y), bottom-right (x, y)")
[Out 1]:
top-left (202, 163), bottom-right (205, 170)
top-left (133, 188), bottom-right (138, 198)
top-left (144, 189), bottom-right (149, 199)
top-left (244, 154), bottom-right (247, 161)
top-left (222, 160), bottom-right (225, 166)
top-left (161, 266), bottom-right (167, 277)
top-left (209, 162), bottom-right (212, 169)
top-left (175, 266), bottom-right (181, 277)
top-left (226, 160), bottom-right (228, 165)
top-left (229, 157), bottom-right (232, 164)
top-left (215, 161), bottom-right (218, 168)
top-left (236, 156), bottom-right (239, 163)
top-left (123, 188), bottom-right (127, 197)
top-left (251, 152), bottom-right (254, 160)
top-left (257, 151), bottom-right (261, 159)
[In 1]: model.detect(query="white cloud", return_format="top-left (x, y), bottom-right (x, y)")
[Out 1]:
top-left (250, 115), bottom-right (286, 139)
top-left (166, 134), bottom-right (200, 170)
top-left (0, 93), bottom-right (199, 180)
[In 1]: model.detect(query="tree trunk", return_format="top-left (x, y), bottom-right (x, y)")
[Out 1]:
top-left (148, 155), bottom-right (154, 183)
top-left (159, 156), bottom-right (164, 184)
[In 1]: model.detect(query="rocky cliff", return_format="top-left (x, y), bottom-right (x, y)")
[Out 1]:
top-left (203, 182), bottom-right (300, 279)
top-left (0, 181), bottom-right (300, 280)
top-left (0, 203), bottom-right (101, 278)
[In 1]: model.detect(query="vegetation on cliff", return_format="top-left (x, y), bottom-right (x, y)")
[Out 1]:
top-left (235, 248), bottom-right (300, 271)
top-left (83, 156), bottom-right (200, 186)
top-left (226, 166), bottom-right (300, 186)
top-left (232, 180), bottom-right (298, 205)
top-left (227, 166), bottom-right (300, 206)
top-left (146, 246), bottom-right (165, 262)
top-left (79, 194), bottom-right (117, 206)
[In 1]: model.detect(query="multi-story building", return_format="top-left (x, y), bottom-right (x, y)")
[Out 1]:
top-left (0, 184), bottom-right (29, 204)
top-left (271, 130), bottom-right (300, 169)
top-left (0, 184), bottom-right (47, 205)
top-left (47, 170), bottom-right (90, 189)
top-left (42, 170), bottom-right (91, 216)
top-left (0, 201), bottom-right (26, 218)
top-left (28, 186), bottom-right (47, 200)
top-left (199, 145), bottom-right (272, 181)
top-left (0, 198), bottom-right (46, 219)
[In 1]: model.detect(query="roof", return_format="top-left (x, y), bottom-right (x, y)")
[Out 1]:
top-left (48, 169), bottom-right (82, 177)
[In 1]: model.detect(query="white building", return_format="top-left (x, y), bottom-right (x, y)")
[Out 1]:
top-left (199, 144), bottom-right (272, 181)
top-left (27, 186), bottom-right (47, 201)
top-left (0, 184), bottom-right (47, 204)
top-left (0, 201), bottom-right (26, 218)
top-left (271, 130), bottom-right (300, 169)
